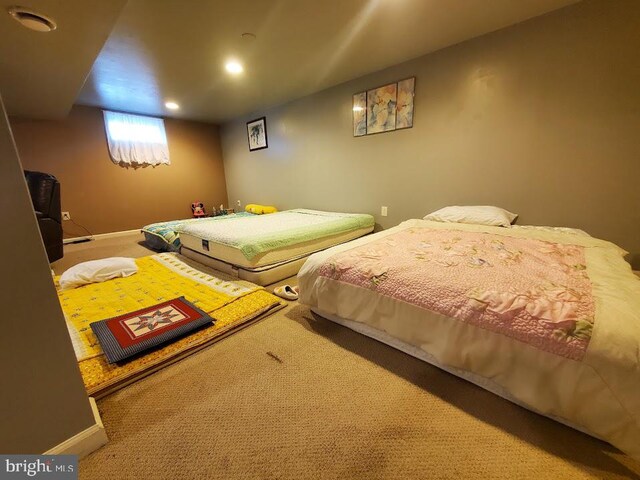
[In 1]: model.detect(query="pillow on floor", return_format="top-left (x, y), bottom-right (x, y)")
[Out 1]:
top-left (59, 257), bottom-right (138, 290)
top-left (424, 205), bottom-right (518, 227)
top-left (245, 204), bottom-right (278, 214)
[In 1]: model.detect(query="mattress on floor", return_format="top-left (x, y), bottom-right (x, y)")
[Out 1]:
top-left (58, 252), bottom-right (284, 397)
top-left (178, 209), bottom-right (375, 269)
top-left (181, 246), bottom-right (310, 286)
top-left (298, 219), bottom-right (640, 461)
top-left (310, 308), bottom-right (603, 440)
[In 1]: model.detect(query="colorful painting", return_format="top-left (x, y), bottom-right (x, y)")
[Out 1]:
top-left (396, 77), bottom-right (415, 129)
top-left (366, 83), bottom-right (397, 134)
top-left (353, 77), bottom-right (416, 137)
top-left (247, 117), bottom-right (268, 151)
top-left (352, 92), bottom-right (366, 137)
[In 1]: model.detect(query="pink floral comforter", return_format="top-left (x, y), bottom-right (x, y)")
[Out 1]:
top-left (318, 227), bottom-right (595, 360)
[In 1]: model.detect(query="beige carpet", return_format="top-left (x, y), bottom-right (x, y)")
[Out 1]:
top-left (64, 235), bottom-right (640, 479)
top-left (79, 304), bottom-right (640, 480)
top-left (52, 232), bottom-right (153, 272)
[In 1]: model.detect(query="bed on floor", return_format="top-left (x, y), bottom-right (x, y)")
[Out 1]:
top-left (141, 212), bottom-right (254, 252)
top-left (298, 218), bottom-right (640, 460)
top-left (59, 252), bottom-right (284, 397)
top-left (178, 209), bottom-right (375, 285)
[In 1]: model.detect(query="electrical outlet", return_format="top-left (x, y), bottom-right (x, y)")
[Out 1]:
top-left (236, 200), bottom-right (241, 207)
top-left (381, 206), bottom-right (388, 217)
top-left (62, 211), bottom-right (71, 221)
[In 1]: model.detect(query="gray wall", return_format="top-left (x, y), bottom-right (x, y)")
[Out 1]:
top-left (0, 95), bottom-right (95, 453)
top-left (221, 0), bottom-right (640, 268)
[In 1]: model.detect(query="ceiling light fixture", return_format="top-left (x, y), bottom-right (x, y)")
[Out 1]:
top-left (164, 101), bottom-right (180, 110)
top-left (225, 60), bottom-right (244, 75)
top-left (7, 6), bottom-right (57, 32)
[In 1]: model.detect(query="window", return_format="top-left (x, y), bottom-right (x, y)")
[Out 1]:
top-left (103, 110), bottom-right (170, 167)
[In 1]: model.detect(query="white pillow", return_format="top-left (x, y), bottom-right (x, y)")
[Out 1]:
top-left (424, 206), bottom-right (518, 227)
top-left (59, 257), bottom-right (138, 290)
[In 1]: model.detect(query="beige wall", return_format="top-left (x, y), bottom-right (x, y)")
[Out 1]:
top-left (10, 105), bottom-right (228, 235)
top-left (220, 0), bottom-right (640, 268)
top-left (0, 95), bottom-right (95, 453)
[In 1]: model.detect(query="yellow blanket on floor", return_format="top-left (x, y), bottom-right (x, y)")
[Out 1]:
top-left (59, 253), bottom-right (260, 361)
top-left (57, 253), bottom-right (283, 396)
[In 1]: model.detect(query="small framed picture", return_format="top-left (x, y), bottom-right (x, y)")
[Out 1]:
top-left (247, 117), bottom-right (268, 151)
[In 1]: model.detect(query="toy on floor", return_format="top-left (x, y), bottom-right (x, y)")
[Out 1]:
top-left (209, 205), bottom-right (233, 216)
top-left (191, 201), bottom-right (206, 218)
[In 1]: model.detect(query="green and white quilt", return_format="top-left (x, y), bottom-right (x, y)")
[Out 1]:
top-left (142, 212), bottom-right (254, 251)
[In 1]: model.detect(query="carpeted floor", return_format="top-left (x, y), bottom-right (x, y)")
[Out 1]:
top-left (52, 232), bottom-right (153, 273)
top-left (63, 235), bottom-right (640, 479)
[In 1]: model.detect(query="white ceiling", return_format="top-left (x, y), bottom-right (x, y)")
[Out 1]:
top-left (2, 0), bottom-right (580, 122)
top-left (0, 0), bottom-right (126, 118)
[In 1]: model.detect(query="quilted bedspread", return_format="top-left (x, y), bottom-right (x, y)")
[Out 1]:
top-left (318, 227), bottom-right (595, 360)
top-left (60, 252), bottom-right (259, 361)
top-left (58, 253), bottom-right (283, 395)
top-left (142, 212), bottom-right (254, 251)
top-left (299, 219), bottom-right (640, 460)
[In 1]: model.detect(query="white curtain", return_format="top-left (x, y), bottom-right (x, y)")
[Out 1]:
top-left (103, 111), bottom-right (171, 167)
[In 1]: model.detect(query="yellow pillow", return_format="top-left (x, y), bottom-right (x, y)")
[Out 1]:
top-left (245, 204), bottom-right (278, 215)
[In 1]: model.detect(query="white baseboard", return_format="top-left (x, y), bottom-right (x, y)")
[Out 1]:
top-left (44, 397), bottom-right (108, 458)
top-left (63, 229), bottom-right (141, 244)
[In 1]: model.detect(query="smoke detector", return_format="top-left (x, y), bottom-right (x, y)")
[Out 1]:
top-left (8, 6), bottom-right (57, 32)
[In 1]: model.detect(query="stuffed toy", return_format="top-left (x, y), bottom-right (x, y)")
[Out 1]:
top-left (191, 201), bottom-right (206, 218)
top-left (245, 204), bottom-right (278, 215)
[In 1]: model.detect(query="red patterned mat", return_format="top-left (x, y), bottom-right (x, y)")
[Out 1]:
top-left (90, 297), bottom-right (213, 363)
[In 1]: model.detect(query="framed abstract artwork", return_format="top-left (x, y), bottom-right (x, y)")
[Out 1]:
top-left (352, 77), bottom-right (415, 137)
top-left (247, 117), bottom-right (268, 151)
top-left (352, 92), bottom-right (366, 137)
top-left (366, 82), bottom-right (397, 134)
top-left (396, 77), bottom-right (415, 129)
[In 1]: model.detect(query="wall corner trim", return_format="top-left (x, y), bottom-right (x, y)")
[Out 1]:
top-left (44, 397), bottom-right (108, 458)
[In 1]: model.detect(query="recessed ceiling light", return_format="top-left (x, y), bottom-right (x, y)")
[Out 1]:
top-left (165, 101), bottom-right (180, 110)
top-left (7, 6), bottom-right (56, 32)
top-left (225, 60), bottom-right (244, 75)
